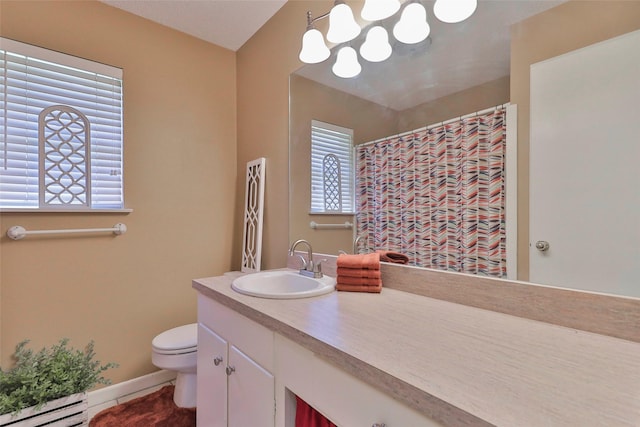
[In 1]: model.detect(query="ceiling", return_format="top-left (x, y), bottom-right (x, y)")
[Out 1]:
top-left (100, 0), bottom-right (287, 51)
top-left (296, 0), bottom-right (564, 111)
top-left (100, 0), bottom-right (565, 110)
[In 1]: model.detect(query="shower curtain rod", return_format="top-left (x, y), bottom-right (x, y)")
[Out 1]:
top-left (359, 103), bottom-right (509, 148)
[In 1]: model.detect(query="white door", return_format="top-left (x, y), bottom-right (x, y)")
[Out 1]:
top-left (197, 324), bottom-right (228, 427)
top-left (228, 345), bottom-right (275, 427)
top-left (529, 29), bottom-right (640, 297)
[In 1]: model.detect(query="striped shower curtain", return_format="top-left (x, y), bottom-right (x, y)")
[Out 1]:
top-left (355, 109), bottom-right (506, 277)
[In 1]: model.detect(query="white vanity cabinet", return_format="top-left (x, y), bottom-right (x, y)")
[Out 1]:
top-left (197, 295), bottom-right (275, 427)
top-left (196, 290), bottom-right (439, 427)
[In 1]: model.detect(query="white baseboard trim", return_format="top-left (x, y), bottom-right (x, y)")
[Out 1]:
top-left (88, 370), bottom-right (177, 407)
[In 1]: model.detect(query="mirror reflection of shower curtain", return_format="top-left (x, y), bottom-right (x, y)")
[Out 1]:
top-left (355, 108), bottom-right (506, 277)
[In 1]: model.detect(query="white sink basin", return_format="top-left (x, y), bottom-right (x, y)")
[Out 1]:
top-left (231, 270), bottom-right (336, 299)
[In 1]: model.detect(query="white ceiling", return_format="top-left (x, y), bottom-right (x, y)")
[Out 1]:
top-left (100, 0), bottom-right (565, 110)
top-left (100, 0), bottom-right (287, 51)
top-left (297, 0), bottom-right (565, 110)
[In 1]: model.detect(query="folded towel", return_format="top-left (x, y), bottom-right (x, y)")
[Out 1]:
top-left (336, 283), bottom-right (382, 293)
top-left (337, 253), bottom-right (380, 270)
top-left (337, 276), bottom-right (382, 287)
top-left (336, 267), bottom-right (381, 279)
top-left (376, 250), bottom-right (409, 264)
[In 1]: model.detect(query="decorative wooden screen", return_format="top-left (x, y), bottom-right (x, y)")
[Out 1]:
top-left (241, 158), bottom-right (266, 273)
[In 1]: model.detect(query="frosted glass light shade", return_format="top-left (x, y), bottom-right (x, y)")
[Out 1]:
top-left (393, 3), bottom-right (430, 44)
top-left (299, 28), bottom-right (331, 64)
top-left (360, 26), bottom-right (392, 62)
top-left (332, 47), bottom-right (361, 78)
top-left (361, 0), bottom-right (401, 21)
top-left (433, 0), bottom-right (477, 23)
top-left (326, 3), bottom-right (361, 43)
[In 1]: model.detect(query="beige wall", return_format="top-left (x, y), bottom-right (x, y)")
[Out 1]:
top-left (234, 0), bottom-right (335, 270)
top-left (0, 1), bottom-right (237, 383)
top-left (399, 76), bottom-right (510, 131)
top-left (2, 0), bottom-right (639, 389)
top-left (289, 75), bottom-right (399, 254)
top-left (511, 0), bottom-right (640, 280)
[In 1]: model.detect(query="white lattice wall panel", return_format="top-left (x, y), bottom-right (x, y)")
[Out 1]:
top-left (241, 158), bottom-right (266, 272)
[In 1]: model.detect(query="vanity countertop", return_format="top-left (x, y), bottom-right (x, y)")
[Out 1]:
top-left (193, 273), bottom-right (640, 427)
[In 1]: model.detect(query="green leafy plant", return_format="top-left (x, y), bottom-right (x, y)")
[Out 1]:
top-left (0, 339), bottom-right (118, 416)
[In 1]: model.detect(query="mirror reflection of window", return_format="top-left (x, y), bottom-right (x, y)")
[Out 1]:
top-left (310, 120), bottom-right (354, 214)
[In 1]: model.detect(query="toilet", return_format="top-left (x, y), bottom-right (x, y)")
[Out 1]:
top-left (151, 323), bottom-right (198, 408)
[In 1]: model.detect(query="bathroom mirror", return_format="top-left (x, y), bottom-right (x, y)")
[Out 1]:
top-left (289, 0), bottom-right (640, 297)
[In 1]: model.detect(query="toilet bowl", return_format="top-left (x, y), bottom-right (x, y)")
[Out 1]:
top-left (152, 323), bottom-right (198, 408)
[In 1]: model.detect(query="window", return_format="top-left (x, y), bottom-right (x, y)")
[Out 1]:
top-left (1, 38), bottom-right (124, 211)
top-left (310, 120), bottom-right (354, 214)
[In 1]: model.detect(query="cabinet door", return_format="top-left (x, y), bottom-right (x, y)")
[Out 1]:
top-left (228, 345), bottom-right (275, 427)
top-left (197, 324), bottom-right (228, 427)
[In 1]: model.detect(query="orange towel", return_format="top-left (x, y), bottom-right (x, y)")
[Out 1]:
top-left (376, 250), bottom-right (409, 264)
top-left (337, 276), bottom-right (382, 287)
top-left (336, 267), bottom-right (381, 279)
top-left (336, 253), bottom-right (380, 270)
top-left (336, 283), bottom-right (382, 293)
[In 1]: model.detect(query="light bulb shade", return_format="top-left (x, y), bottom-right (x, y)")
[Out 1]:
top-left (361, 0), bottom-right (401, 21)
top-left (299, 28), bottom-right (331, 64)
top-left (326, 3), bottom-right (361, 44)
top-left (433, 0), bottom-right (477, 23)
top-left (332, 46), bottom-right (362, 78)
top-left (393, 3), bottom-right (430, 44)
top-left (360, 26), bottom-right (392, 62)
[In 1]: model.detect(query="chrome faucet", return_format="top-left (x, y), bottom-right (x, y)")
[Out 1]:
top-left (353, 234), bottom-right (368, 254)
top-left (289, 239), bottom-right (323, 278)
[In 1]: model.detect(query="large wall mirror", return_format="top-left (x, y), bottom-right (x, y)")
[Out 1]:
top-left (289, 0), bottom-right (640, 298)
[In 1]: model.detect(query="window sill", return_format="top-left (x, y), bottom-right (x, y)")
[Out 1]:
top-left (309, 212), bottom-right (355, 216)
top-left (0, 208), bottom-right (133, 214)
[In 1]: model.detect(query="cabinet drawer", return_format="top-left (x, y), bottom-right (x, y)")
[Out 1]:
top-left (198, 294), bottom-right (274, 371)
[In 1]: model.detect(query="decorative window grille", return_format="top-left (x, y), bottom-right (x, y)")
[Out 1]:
top-left (0, 38), bottom-right (124, 211)
top-left (310, 120), bottom-right (354, 214)
top-left (322, 154), bottom-right (342, 211)
top-left (39, 105), bottom-right (91, 208)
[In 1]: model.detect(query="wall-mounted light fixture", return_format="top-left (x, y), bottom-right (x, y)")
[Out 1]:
top-left (393, 2), bottom-right (430, 44)
top-left (326, 1), bottom-right (362, 43)
top-left (360, 0), bottom-right (401, 21)
top-left (332, 46), bottom-right (362, 78)
top-left (299, 0), bottom-right (478, 79)
top-left (360, 26), bottom-right (392, 62)
top-left (299, 12), bottom-right (331, 64)
top-left (433, 0), bottom-right (477, 23)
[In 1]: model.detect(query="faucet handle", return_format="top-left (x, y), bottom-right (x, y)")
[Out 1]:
top-left (313, 259), bottom-right (327, 275)
top-left (294, 254), bottom-right (307, 270)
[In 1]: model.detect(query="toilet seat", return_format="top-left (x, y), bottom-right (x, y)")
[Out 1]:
top-left (152, 323), bottom-right (197, 355)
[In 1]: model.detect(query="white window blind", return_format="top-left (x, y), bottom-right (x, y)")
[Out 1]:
top-left (1, 38), bottom-right (124, 211)
top-left (310, 120), bottom-right (354, 214)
